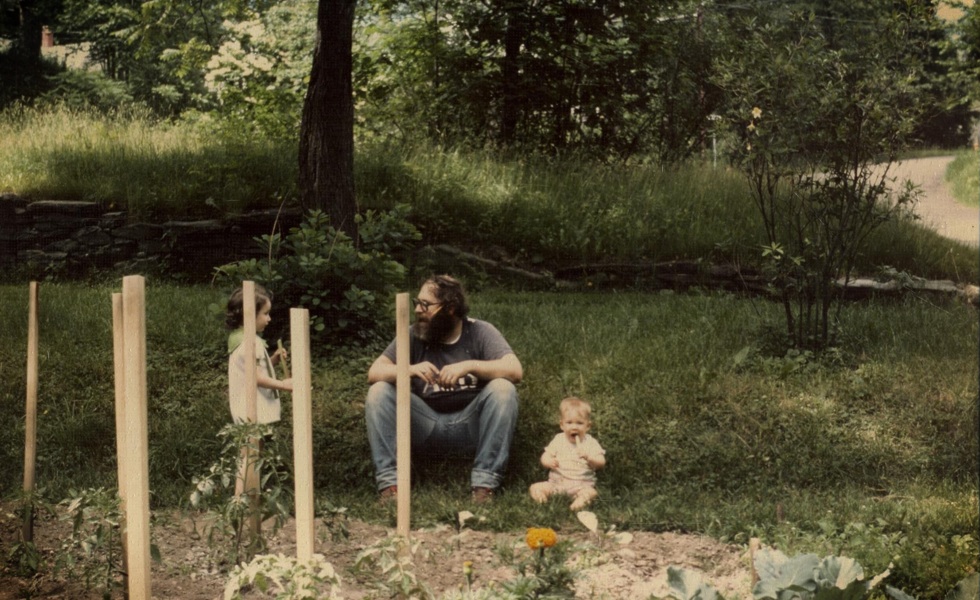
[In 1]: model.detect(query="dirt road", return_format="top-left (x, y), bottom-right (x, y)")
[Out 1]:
top-left (889, 155), bottom-right (978, 247)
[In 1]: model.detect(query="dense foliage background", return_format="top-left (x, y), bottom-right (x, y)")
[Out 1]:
top-left (2, 0), bottom-right (978, 156)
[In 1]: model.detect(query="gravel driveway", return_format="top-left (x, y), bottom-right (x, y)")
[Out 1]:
top-left (889, 155), bottom-right (978, 247)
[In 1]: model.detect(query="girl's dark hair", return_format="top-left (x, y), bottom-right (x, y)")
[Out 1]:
top-left (424, 274), bottom-right (469, 319)
top-left (225, 285), bottom-right (273, 329)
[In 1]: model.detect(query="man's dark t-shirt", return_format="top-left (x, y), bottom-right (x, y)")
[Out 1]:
top-left (381, 318), bottom-right (514, 413)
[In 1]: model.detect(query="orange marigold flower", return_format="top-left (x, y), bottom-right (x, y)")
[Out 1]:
top-left (525, 527), bottom-right (558, 549)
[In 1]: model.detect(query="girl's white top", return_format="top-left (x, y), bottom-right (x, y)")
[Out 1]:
top-left (227, 328), bottom-right (281, 424)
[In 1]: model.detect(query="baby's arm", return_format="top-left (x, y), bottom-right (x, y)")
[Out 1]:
top-left (583, 440), bottom-right (606, 470)
top-left (540, 450), bottom-right (559, 470)
top-left (586, 452), bottom-right (606, 470)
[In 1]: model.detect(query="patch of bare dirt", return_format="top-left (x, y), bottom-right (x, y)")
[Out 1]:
top-left (0, 502), bottom-right (751, 599)
top-left (887, 156), bottom-right (978, 247)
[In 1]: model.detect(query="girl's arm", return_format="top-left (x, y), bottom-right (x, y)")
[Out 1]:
top-left (258, 373), bottom-right (292, 392)
top-left (540, 450), bottom-right (559, 470)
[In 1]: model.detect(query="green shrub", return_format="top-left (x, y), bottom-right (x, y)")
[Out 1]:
top-left (40, 70), bottom-right (135, 114)
top-left (216, 206), bottom-right (421, 349)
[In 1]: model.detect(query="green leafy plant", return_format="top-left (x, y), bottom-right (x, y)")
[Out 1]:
top-left (223, 552), bottom-right (343, 599)
top-left (5, 488), bottom-right (54, 577)
top-left (317, 499), bottom-right (350, 543)
top-left (54, 487), bottom-right (128, 599)
top-left (216, 205), bottom-right (420, 348)
top-left (655, 567), bottom-right (722, 600)
top-left (351, 534), bottom-right (434, 599)
top-left (7, 539), bottom-right (43, 579)
top-left (502, 528), bottom-right (576, 599)
top-left (189, 423), bottom-right (292, 566)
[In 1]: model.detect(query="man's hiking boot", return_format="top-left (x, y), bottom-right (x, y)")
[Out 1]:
top-left (471, 486), bottom-right (495, 505)
top-left (378, 485), bottom-right (398, 505)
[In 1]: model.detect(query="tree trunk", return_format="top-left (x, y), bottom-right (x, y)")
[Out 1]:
top-left (16, 0), bottom-right (43, 64)
top-left (299, 0), bottom-right (358, 240)
top-left (500, 1), bottom-right (524, 146)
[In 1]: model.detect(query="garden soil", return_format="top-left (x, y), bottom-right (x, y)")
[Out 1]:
top-left (0, 156), bottom-right (973, 599)
top-left (0, 503), bottom-right (752, 599)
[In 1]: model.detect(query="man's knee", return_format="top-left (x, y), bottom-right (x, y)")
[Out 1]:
top-left (365, 382), bottom-right (396, 417)
top-left (483, 378), bottom-right (518, 412)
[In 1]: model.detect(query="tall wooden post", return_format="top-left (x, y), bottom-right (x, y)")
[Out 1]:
top-left (122, 275), bottom-right (151, 599)
top-left (290, 309), bottom-right (315, 560)
top-left (241, 282), bottom-right (262, 550)
top-left (111, 293), bottom-right (129, 589)
top-left (22, 282), bottom-right (39, 543)
top-left (395, 293), bottom-right (411, 543)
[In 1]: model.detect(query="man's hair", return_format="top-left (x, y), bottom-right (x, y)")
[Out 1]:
top-left (559, 397), bottom-right (592, 420)
top-left (424, 274), bottom-right (469, 319)
top-left (226, 285), bottom-right (273, 329)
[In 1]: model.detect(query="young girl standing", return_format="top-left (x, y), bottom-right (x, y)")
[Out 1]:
top-left (226, 285), bottom-right (292, 425)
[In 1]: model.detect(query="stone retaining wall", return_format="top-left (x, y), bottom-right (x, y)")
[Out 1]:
top-left (0, 195), bottom-right (300, 280)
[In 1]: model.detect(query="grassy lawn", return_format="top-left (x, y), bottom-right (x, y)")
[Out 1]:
top-left (0, 282), bottom-right (975, 596)
top-left (947, 150), bottom-right (980, 207)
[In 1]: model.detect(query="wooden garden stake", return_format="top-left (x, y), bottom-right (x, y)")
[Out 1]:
top-left (122, 275), bottom-right (151, 599)
top-left (290, 309), bottom-right (315, 560)
top-left (395, 293), bottom-right (411, 546)
top-left (111, 293), bottom-right (129, 587)
top-left (21, 281), bottom-right (39, 543)
top-left (749, 537), bottom-right (760, 587)
top-left (241, 281), bottom-right (262, 551)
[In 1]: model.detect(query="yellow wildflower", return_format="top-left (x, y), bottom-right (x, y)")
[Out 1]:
top-left (526, 527), bottom-right (558, 549)
top-left (747, 123), bottom-right (756, 132)
top-left (751, 106), bottom-right (762, 119)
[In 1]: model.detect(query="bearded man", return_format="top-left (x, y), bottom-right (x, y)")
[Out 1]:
top-left (365, 274), bottom-right (522, 504)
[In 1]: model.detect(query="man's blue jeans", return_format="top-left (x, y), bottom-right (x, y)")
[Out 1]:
top-left (365, 378), bottom-right (519, 491)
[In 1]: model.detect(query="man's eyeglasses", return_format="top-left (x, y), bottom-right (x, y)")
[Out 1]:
top-left (412, 298), bottom-right (442, 312)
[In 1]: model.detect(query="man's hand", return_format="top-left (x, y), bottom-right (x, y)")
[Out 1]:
top-left (409, 361), bottom-right (440, 385)
top-left (436, 361), bottom-right (474, 388)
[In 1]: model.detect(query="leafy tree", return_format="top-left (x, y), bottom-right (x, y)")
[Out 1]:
top-left (355, 0), bottom-right (721, 161)
top-left (717, 6), bottom-right (922, 350)
top-left (897, 0), bottom-right (975, 147)
top-left (953, 0), bottom-right (980, 140)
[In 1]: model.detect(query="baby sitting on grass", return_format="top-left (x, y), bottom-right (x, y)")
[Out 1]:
top-left (529, 396), bottom-right (606, 511)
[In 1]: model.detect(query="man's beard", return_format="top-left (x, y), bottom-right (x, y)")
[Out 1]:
top-left (413, 309), bottom-right (457, 343)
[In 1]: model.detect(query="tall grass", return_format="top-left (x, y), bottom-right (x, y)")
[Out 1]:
top-left (357, 145), bottom-right (761, 265)
top-left (0, 104), bottom-right (297, 219)
top-left (1, 105), bottom-right (976, 281)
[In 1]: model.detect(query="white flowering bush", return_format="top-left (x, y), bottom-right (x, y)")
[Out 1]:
top-left (200, 0), bottom-right (316, 139)
top-left (224, 553), bottom-right (342, 600)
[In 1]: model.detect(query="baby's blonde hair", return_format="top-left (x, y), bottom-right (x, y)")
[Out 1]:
top-left (559, 396), bottom-right (592, 421)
